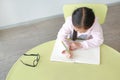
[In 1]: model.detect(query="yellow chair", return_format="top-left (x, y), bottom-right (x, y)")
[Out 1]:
top-left (63, 3), bottom-right (108, 24)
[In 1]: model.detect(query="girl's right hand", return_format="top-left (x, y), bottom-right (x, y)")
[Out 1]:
top-left (62, 50), bottom-right (72, 58)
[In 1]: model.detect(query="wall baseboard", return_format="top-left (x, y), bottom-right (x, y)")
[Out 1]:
top-left (0, 14), bottom-right (63, 30)
top-left (108, 1), bottom-right (120, 6)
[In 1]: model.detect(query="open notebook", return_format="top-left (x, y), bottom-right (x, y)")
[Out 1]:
top-left (50, 40), bottom-right (100, 65)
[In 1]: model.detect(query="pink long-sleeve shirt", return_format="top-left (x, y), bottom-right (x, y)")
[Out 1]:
top-left (57, 16), bottom-right (104, 49)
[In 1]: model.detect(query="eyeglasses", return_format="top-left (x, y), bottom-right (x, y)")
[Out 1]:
top-left (20, 53), bottom-right (40, 67)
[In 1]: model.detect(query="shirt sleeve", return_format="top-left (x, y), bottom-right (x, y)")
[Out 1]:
top-left (80, 18), bottom-right (104, 49)
top-left (57, 17), bottom-right (72, 47)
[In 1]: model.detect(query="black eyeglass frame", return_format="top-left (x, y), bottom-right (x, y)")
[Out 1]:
top-left (20, 53), bottom-right (40, 67)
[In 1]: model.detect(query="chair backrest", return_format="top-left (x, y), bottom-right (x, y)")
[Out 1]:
top-left (63, 4), bottom-right (108, 24)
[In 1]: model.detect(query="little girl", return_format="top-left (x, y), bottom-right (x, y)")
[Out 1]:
top-left (57, 7), bottom-right (104, 58)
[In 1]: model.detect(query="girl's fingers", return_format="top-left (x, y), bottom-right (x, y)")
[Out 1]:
top-left (62, 50), bottom-right (66, 54)
top-left (62, 50), bottom-right (73, 58)
top-left (69, 45), bottom-right (77, 51)
top-left (68, 54), bottom-right (72, 58)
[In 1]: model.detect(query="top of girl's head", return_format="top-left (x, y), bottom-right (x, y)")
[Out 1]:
top-left (72, 7), bottom-right (95, 30)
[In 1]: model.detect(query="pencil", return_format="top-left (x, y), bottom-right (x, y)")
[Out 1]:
top-left (61, 41), bottom-right (70, 53)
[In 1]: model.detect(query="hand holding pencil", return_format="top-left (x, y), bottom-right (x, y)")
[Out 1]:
top-left (61, 40), bottom-right (82, 58)
top-left (61, 41), bottom-right (73, 58)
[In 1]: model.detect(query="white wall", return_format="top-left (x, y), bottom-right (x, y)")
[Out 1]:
top-left (0, 0), bottom-right (119, 29)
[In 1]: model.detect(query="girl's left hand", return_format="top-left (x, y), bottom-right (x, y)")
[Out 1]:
top-left (69, 42), bottom-right (82, 51)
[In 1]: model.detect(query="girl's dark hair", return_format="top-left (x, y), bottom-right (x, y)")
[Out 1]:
top-left (72, 7), bottom-right (95, 41)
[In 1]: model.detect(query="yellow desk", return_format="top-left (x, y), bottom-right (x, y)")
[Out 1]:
top-left (6, 40), bottom-right (120, 80)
